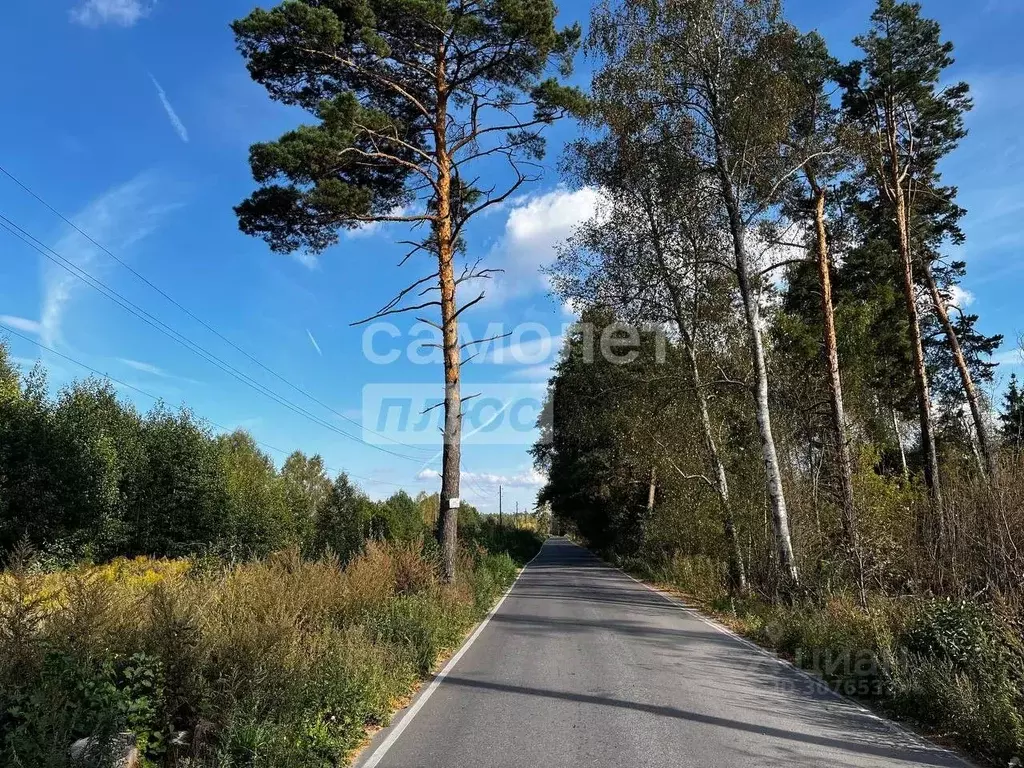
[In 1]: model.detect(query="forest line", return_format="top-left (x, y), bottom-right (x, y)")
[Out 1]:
top-left (533, 0), bottom-right (1023, 762)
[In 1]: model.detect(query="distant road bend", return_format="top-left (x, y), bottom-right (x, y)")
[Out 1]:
top-left (355, 537), bottom-right (969, 768)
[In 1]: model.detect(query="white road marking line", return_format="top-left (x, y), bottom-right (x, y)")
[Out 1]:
top-left (358, 541), bottom-right (547, 768)
top-left (589, 546), bottom-right (975, 768)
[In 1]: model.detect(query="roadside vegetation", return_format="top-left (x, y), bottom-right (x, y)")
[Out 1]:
top-left (0, 344), bottom-right (544, 766)
top-left (0, 537), bottom-right (539, 767)
top-left (534, 0), bottom-right (1024, 764)
top-left (625, 553), bottom-right (1024, 762)
top-left (0, 343), bottom-right (541, 567)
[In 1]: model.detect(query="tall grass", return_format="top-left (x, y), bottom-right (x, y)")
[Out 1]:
top-left (0, 537), bottom-right (535, 767)
top-left (632, 553), bottom-right (1024, 765)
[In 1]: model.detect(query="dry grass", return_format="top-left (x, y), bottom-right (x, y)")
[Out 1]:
top-left (628, 553), bottom-right (1024, 766)
top-left (0, 538), bottom-right (532, 767)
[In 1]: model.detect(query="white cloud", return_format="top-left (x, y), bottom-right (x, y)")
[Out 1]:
top-left (993, 349), bottom-right (1023, 367)
top-left (0, 315), bottom-right (43, 335)
top-left (70, 0), bottom-right (154, 28)
top-left (11, 356), bottom-right (40, 370)
top-left (42, 173), bottom-right (173, 347)
top-left (306, 329), bottom-right (323, 356)
top-left (117, 358), bottom-right (167, 377)
top-left (486, 187), bottom-right (603, 304)
top-left (466, 468), bottom-right (547, 489)
top-left (745, 222), bottom-right (810, 296)
top-left (948, 285), bottom-right (975, 309)
top-left (506, 363), bottom-right (556, 381)
top-left (293, 251), bottom-right (319, 270)
top-left (415, 467), bottom-right (546, 489)
top-left (485, 333), bottom-right (564, 365)
top-left (150, 75), bottom-right (189, 143)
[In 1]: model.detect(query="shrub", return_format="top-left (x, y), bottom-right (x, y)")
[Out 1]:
top-left (0, 537), bottom-right (529, 767)
top-left (887, 599), bottom-right (1024, 761)
top-left (469, 521), bottom-right (542, 566)
top-left (699, 590), bottom-right (1024, 765)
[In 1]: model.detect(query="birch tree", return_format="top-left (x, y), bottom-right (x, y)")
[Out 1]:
top-left (588, 0), bottom-right (805, 585)
top-left (553, 130), bottom-right (749, 594)
top-left (232, 0), bottom-right (582, 580)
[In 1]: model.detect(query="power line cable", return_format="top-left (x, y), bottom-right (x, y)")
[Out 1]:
top-left (0, 214), bottom-right (432, 464)
top-left (0, 163), bottom-right (434, 456)
top-left (0, 321), bottom-right (412, 489)
top-left (459, 456), bottom-right (498, 501)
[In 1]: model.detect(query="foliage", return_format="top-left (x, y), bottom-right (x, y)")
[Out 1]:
top-left (309, 473), bottom-right (375, 564)
top-left (0, 340), bottom-right (542, 760)
top-left (231, 0), bottom-right (582, 255)
top-left (376, 490), bottom-right (427, 543)
top-left (3, 343), bottom-right (469, 569)
top-left (0, 533), bottom-right (542, 767)
top-left (536, 1), bottom-right (1017, 761)
top-left (1000, 374), bottom-right (1024, 451)
top-left (471, 519), bottom-right (544, 567)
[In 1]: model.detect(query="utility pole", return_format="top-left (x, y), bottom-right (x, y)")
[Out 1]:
top-left (498, 485), bottom-right (503, 527)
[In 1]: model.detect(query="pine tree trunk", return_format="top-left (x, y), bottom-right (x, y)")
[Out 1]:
top-left (434, 52), bottom-right (460, 583)
top-left (715, 153), bottom-right (799, 588)
top-left (893, 182), bottom-right (944, 535)
top-left (437, 248), bottom-right (460, 583)
top-left (921, 261), bottom-right (996, 480)
top-left (811, 185), bottom-right (858, 550)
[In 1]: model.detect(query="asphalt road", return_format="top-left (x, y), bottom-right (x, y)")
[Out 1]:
top-left (355, 537), bottom-right (969, 768)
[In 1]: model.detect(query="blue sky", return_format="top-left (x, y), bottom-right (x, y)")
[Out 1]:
top-left (1, 0), bottom-right (1022, 513)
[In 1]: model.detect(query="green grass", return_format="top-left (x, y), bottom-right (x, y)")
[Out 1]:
top-left (622, 554), bottom-right (1024, 766)
top-left (0, 533), bottom-right (543, 767)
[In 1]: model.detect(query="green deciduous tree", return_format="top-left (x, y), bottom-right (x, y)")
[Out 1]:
top-left (218, 430), bottom-right (296, 557)
top-left (128, 407), bottom-right (230, 558)
top-left (312, 472), bottom-right (374, 562)
top-left (535, 311), bottom-right (674, 555)
top-left (586, 0), bottom-right (807, 585)
top-left (553, 124), bottom-right (749, 592)
top-left (281, 450), bottom-right (332, 547)
top-left (378, 489), bottom-right (426, 542)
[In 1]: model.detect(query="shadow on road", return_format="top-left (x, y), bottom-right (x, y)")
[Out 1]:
top-left (438, 675), bottom-right (954, 766)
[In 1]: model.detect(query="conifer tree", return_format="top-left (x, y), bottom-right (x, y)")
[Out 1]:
top-left (232, 0), bottom-right (582, 579)
top-left (1000, 374), bottom-right (1024, 453)
top-left (841, 0), bottom-right (973, 533)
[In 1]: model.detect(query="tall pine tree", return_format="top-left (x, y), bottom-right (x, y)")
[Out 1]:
top-left (841, 0), bottom-right (973, 535)
top-left (232, 0), bottom-right (581, 580)
top-left (1000, 375), bottom-right (1024, 453)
